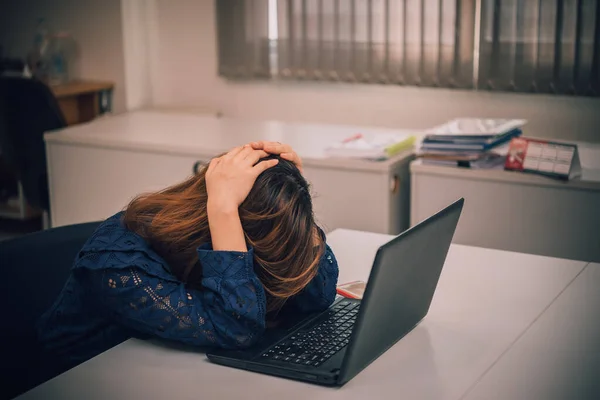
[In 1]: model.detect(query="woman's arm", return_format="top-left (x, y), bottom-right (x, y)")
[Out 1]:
top-left (205, 145), bottom-right (276, 252)
top-left (207, 205), bottom-right (247, 252)
top-left (78, 146), bottom-right (278, 348)
top-left (77, 246), bottom-right (266, 349)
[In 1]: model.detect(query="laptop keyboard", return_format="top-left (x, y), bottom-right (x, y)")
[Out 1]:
top-left (259, 301), bottom-right (360, 367)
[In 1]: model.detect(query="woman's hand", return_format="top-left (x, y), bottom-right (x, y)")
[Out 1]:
top-left (205, 145), bottom-right (278, 252)
top-left (250, 141), bottom-right (303, 174)
top-left (205, 145), bottom-right (278, 213)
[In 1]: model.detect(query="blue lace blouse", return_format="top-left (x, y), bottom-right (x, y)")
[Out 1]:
top-left (37, 212), bottom-right (339, 370)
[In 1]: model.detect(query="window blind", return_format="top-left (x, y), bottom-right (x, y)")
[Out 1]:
top-left (274, 0), bottom-right (477, 89)
top-left (215, 0), bottom-right (600, 96)
top-left (216, 0), bottom-right (271, 79)
top-left (478, 0), bottom-right (600, 96)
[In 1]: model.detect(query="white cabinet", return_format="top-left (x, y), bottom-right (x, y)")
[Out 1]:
top-left (410, 157), bottom-right (600, 262)
top-left (45, 111), bottom-right (414, 235)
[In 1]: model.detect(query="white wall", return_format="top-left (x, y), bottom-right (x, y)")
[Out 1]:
top-left (0, 0), bottom-right (127, 113)
top-left (120, 0), bottom-right (159, 111)
top-left (152, 0), bottom-right (600, 143)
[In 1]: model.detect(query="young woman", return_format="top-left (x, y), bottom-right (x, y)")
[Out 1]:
top-left (36, 141), bottom-right (339, 374)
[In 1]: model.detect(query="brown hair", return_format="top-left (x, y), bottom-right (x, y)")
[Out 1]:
top-left (122, 156), bottom-right (324, 313)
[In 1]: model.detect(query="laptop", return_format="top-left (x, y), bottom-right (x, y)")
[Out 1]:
top-left (206, 198), bottom-right (464, 386)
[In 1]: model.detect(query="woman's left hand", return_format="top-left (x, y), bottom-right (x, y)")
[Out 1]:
top-left (250, 141), bottom-right (303, 174)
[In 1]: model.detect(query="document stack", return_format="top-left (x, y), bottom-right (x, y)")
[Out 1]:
top-left (418, 118), bottom-right (526, 169)
top-left (325, 132), bottom-right (416, 161)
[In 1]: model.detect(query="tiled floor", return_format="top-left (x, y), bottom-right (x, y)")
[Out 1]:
top-left (0, 217), bottom-right (42, 241)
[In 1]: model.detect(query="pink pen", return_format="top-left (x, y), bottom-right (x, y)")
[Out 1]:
top-left (342, 133), bottom-right (363, 143)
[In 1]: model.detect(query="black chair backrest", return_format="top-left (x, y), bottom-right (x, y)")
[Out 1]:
top-left (0, 77), bottom-right (66, 210)
top-left (0, 221), bottom-right (100, 399)
top-left (0, 221), bottom-right (100, 334)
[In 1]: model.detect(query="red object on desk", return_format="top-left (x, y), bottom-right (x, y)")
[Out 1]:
top-left (336, 281), bottom-right (366, 299)
top-left (342, 133), bottom-right (363, 143)
top-left (505, 137), bottom-right (529, 170)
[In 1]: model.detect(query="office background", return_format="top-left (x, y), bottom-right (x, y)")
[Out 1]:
top-left (1, 0), bottom-right (599, 142)
top-left (1, 1), bottom-right (600, 399)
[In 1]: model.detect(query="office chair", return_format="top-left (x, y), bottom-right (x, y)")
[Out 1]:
top-left (0, 220), bottom-right (100, 399)
top-left (0, 77), bottom-right (66, 217)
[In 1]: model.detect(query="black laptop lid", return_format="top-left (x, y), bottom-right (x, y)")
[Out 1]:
top-left (338, 198), bottom-right (464, 384)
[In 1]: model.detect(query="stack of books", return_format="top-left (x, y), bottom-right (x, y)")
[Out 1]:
top-left (418, 118), bottom-right (526, 169)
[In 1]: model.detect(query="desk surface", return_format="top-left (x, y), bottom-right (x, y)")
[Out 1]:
top-left (463, 262), bottom-right (600, 400)
top-left (43, 110), bottom-right (415, 172)
top-left (18, 230), bottom-right (590, 400)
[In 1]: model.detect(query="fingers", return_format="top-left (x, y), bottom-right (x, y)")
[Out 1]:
top-left (223, 146), bottom-right (244, 160)
top-left (250, 141), bottom-right (281, 150)
top-left (251, 141), bottom-right (291, 155)
top-left (280, 152), bottom-right (303, 172)
top-left (265, 143), bottom-right (293, 155)
top-left (250, 141), bottom-right (304, 173)
top-left (206, 157), bottom-right (221, 176)
top-left (236, 143), bottom-right (303, 172)
top-left (250, 141), bottom-right (266, 150)
top-left (236, 145), bottom-right (255, 161)
top-left (246, 149), bottom-right (269, 165)
top-left (252, 158), bottom-right (279, 175)
top-left (237, 146), bottom-right (269, 164)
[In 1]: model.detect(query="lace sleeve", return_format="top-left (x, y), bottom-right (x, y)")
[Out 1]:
top-left (284, 243), bottom-right (339, 313)
top-left (78, 248), bottom-right (266, 349)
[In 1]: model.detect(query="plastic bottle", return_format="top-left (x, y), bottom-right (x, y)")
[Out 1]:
top-left (27, 18), bottom-right (51, 82)
top-left (48, 32), bottom-right (71, 85)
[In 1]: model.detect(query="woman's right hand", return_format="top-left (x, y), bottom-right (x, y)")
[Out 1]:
top-left (205, 145), bottom-right (278, 252)
top-left (205, 145), bottom-right (278, 213)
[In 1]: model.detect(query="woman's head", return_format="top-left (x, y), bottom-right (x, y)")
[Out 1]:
top-left (123, 155), bottom-right (323, 313)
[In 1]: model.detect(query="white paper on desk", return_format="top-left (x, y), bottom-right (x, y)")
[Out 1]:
top-left (325, 133), bottom-right (414, 159)
top-left (427, 118), bottom-right (527, 136)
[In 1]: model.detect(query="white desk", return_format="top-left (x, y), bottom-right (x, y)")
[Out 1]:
top-left (44, 111), bottom-right (415, 234)
top-left (18, 229), bottom-right (593, 400)
top-left (410, 142), bottom-right (600, 262)
top-left (463, 262), bottom-right (600, 400)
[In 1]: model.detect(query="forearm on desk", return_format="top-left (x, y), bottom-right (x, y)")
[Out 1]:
top-left (76, 249), bottom-right (266, 348)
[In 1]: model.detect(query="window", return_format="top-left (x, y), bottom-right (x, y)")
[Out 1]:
top-left (478, 0), bottom-right (600, 95)
top-left (216, 0), bottom-right (600, 97)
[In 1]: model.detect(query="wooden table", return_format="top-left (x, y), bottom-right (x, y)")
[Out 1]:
top-left (50, 80), bottom-right (113, 125)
